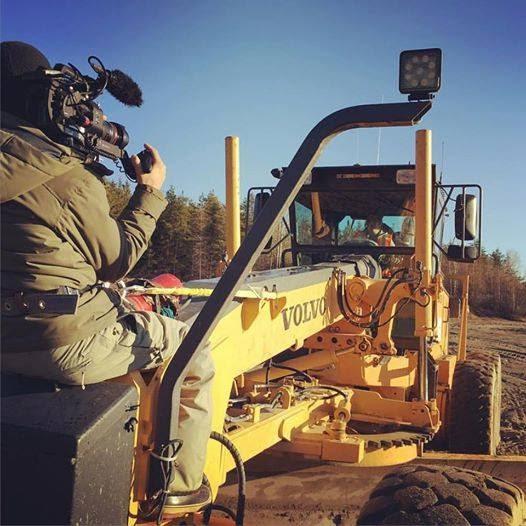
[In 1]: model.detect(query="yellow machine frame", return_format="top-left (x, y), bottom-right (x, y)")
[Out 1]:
top-left (123, 128), bottom-right (472, 524)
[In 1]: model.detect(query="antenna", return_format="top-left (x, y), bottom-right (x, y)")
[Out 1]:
top-left (440, 141), bottom-right (445, 183)
top-left (376, 95), bottom-right (384, 164)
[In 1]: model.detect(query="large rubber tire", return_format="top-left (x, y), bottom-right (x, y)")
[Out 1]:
top-left (468, 350), bottom-right (502, 448)
top-left (448, 358), bottom-right (501, 455)
top-left (357, 464), bottom-right (525, 525)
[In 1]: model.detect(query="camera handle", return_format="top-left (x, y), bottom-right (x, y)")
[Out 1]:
top-left (121, 149), bottom-right (153, 182)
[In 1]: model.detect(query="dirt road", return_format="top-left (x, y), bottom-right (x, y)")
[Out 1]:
top-left (217, 317), bottom-right (526, 525)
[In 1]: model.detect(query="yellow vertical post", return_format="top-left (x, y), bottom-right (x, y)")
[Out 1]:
top-left (225, 136), bottom-right (241, 261)
top-left (415, 129), bottom-right (433, 401)
top-left (415, 129), bottom-right (433, 334)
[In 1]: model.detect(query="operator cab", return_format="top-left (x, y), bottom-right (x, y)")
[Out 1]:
top-left (249, 163), bottom-right (444, 276)
top-left (288, 164), bottom-right (431, 271)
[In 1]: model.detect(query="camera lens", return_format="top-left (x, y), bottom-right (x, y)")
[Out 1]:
top-left (100, 121), bottom-right (129, 148)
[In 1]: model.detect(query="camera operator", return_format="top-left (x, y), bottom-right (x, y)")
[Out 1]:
top-left (1, 41), bottom-right (214, 513)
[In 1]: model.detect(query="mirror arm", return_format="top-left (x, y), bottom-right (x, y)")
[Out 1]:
top-left (433, 185), bottom-right (454, 233)
top-left (460, 187), bottom-right (467, 259)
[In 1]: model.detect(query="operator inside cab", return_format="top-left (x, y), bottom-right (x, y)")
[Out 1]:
top-left (355, 215), bottom-right (395, 246)
top-left (292, 183), bottom-right (418, 275)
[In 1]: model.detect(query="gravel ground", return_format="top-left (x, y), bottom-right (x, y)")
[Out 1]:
top-left (449, 316), bottom-right (526, 456)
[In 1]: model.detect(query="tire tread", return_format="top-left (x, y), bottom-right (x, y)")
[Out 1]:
top-left (448, 360), bottom-right (500, 454)
top-left (357, 464), bottom-right (525, 526)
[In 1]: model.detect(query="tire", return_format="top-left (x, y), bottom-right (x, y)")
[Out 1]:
top-left (468, 351), bottom-right (502, 448)
top-left (448, 359), bottom-right (501, 455)
top-left (469, 350), bottom-right (502, 372)
top-left (357, 464), bottom-right (525, 525)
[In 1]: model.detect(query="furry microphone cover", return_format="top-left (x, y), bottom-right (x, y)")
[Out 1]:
top-left (107, 69), bottom-right (143, 107)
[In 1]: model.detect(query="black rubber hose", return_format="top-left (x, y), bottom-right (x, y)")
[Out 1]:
top-left (271, 362), bottom-right (314, 383)
top-left (300, 384), bottom-right (348, 400)
top-left (209, 431), bottom-right (246, 526)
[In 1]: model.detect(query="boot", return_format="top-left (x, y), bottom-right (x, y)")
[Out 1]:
top-left (163, 484), bottom-right (212, 515)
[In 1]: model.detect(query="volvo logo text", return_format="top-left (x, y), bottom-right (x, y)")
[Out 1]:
top-left (282, 297), bottom-right (327, 330)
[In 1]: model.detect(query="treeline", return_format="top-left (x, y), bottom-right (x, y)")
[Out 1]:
top-left (106, 181), bottom-right (226, 281)
top-left (106, 181), bottom-right (526, 318)
top-left (443, 249), bottom-right (526, 319)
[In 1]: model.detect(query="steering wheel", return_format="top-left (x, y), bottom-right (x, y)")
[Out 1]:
top-left (343, 238), bottom-right (379, 247)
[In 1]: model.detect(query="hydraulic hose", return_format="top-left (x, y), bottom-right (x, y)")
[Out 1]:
top-left (299, 384), bottom-right (349, 400)
top-left (206, 431), bottom-right (246, 526)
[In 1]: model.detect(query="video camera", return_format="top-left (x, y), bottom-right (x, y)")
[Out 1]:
top-left (23, 55), bottom-right (151, 181)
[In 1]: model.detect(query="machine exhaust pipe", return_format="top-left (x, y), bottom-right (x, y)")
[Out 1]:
top-left (225, 136), bottom-right (241, 261)
top-left (415, 129), bottom-right (433, 401)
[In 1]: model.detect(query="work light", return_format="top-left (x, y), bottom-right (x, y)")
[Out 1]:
top-left (399, 48), bottom-right (442, 100)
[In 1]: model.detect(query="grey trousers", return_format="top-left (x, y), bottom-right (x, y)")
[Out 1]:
top-left (2, 310), bottom-right (215, 493)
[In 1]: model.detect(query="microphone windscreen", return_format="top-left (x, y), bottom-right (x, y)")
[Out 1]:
top-left (107, 69), bottom-right (143, 107)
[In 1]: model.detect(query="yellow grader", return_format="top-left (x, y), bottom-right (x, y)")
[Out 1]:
top-left (2, 48), bottom-right (525, 526)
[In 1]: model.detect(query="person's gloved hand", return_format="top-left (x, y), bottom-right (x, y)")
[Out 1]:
top-left (132, 143), bottom-right (166, 190)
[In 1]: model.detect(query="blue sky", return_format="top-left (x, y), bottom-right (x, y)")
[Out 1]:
top-left (2, 0), bottom-right (525, 265)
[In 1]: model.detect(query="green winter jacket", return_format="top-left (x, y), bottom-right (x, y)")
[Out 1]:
top-left (1, 112), bottom-right (167, 352)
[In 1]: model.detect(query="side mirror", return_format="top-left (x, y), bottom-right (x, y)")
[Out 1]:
top-left (254, 191), bottom-right (271, 218)
top-left (437, 184), bottom-right (481, 263)
top-left (454, 194), bottom-right (477, 241)
top-left (253, 191), bottom-right (272, 250)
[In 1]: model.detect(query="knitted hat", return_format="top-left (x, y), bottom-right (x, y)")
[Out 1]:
top-left (1, 41), bottom-right (50, 121)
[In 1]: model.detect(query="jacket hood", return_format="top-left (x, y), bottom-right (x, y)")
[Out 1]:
top-left (1, 111), bottom-right (82, 203)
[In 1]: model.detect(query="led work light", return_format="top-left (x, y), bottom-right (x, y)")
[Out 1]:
top-left (399, 48), bottom-right (442, 100)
